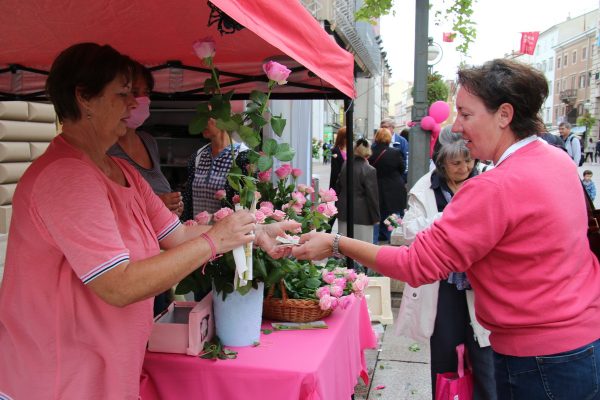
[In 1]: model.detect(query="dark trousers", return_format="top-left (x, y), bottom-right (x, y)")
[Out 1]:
top-left (430, 280), bottom-right (497, 400)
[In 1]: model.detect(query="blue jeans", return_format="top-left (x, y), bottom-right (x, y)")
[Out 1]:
top-left (494, 338), bottom-right (600, 400)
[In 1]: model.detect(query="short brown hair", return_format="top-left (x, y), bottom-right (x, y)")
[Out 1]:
top-left (457, 59), bottom-right (548, 139)
top-left (374, 128), bottom-right (392, 145)
top-left (46, 42), bottom-right (133, 122)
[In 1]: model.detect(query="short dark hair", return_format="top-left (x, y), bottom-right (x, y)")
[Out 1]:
top-left (457, 59), bottom-right (548, 139)
top-left (584, 170), bottom-right (593, 176)
top-left (132, 60), bottom-right (154, 92)
top-left (46, 43), bottom-right (133, 122)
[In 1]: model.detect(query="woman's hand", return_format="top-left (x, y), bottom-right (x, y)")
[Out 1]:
top-left (159, 192), bottom-right (183, 216)
top-left (207, 210), bottom-right (256, 254)
top-left (255, 220), bottom-right (302, 259)
top-left (292, 231), bottom-right (335, 260)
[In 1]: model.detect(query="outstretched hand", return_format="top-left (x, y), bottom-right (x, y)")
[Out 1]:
top-left (207, 210), bottom-right (256, 254)
top-left (256, 220), bottom-right (302, 259)
top-left (291, 231), bottom-right (335, 260)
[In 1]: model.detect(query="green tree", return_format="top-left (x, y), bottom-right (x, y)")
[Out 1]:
top-left (577, 112), bottom-right (597, 144)
top-left (427, 72), bottom-right (449, 105)
top-left (355, 0), bottom-right (477, 56)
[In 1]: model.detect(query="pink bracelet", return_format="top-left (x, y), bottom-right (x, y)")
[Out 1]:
top-left (200, 232), bottom-right (217, 261)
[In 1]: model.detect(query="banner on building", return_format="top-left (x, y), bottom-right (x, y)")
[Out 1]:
top-left (520, 32), bottom-right (540, 55)
top-left (443, 32), bottom-right (456, 42)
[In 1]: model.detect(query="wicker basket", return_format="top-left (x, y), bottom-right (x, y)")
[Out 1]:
top-left (263, 281), bottom-right (332, 323)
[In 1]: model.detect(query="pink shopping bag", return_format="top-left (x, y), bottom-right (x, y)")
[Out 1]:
top-left (435, 343), bottom-right (473, 400)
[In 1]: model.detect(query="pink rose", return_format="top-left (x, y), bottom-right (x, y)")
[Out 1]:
top-left (291, 191), bottom-right (307, 206)
top-left (345, 270), bottom-right (358, 281)
top-left (232, 194), bottom-right (240, 204)
top-left (319, 188), bottom-right (338, 203)
top-left (322, 270), bottom-right (335, 284)
top-left (387, 225), bottom-right (394, 232)
top-left (352, 274), bottom-right (369, 293)
top-left (305, 186), bottom-right (315, 195)
top-left (183, 219), bottom-right (198, 226)
top-left (258, 169), bottom-right (272, 183)
top-left (317, 202), bottom-right (337, 218)
top-left (258, 206), bottom-right (273, 217)
top-left (333, 277), bottom-right (347, 289)
top-left (271, 210), bottom-right (286, 221)
top-left (319, 294), bottom-right (334, 310)
top-left (316, 286), bottom-right (330, 299)
top-left (329, 285), bottom-right (343, 298)
top-left (339, 295), bottom-right (353, 310)
top-left (329, 297), bottom-right (339, 310)
top-left (194, 211), bottom-right (212, 225)
top-left (259, 201), bottom-right (274, 211)
top-left (192, 37), bottom-right (216, 60)
top-left (291, 203), bottom-right (303, 215)
top-left (255, 210), bottom-right (266, 224)
top-left (214, 189), bottom-right (226, 200)
top-left (275, 164), bottom-right (293, 180)
top-left (297, 184), bottom-right (307, 193)
top-left (263, 61), bottom-right (291, 85)
top-left (213, 207), bottom-right (234, 222)
top-left (292, 168), bottom-right (302, 178)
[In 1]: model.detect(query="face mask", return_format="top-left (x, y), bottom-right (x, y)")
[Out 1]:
top-left (125, 96), bottom-right (151, 129)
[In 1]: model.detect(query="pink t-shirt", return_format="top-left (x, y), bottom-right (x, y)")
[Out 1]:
top-left (0, 135), bottom-right (180, 399)
top-left (376, 140), bottom-right (600, 357)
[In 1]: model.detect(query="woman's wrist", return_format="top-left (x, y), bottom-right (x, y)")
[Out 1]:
top-left (331, 233), bottom-right (343, 258)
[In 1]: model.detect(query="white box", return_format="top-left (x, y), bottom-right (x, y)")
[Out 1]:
top-left (147, 294), bottom-right (214, 356)
top-left (365, 277), bottom-right (394, 325)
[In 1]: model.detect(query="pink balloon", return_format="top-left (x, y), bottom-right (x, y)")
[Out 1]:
top-left (428, 101), bottom-right (451, 124)
top-left (420, 116), bottom-right (436, 131)
top-left (432, 123), bottom-right (441, 135)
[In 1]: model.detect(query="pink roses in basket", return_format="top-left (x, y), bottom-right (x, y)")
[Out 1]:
top-left (316, 267), bottom-right (369, 311)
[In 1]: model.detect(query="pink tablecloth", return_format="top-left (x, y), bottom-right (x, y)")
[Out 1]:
top-left (140, 296), bottom-right (377, 400)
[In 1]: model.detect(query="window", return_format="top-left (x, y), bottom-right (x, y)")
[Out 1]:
top-left (580, 74), bottom-right (586, 88)
top-left (563, 54), bottom-right (568, 67)
top-left (548, 80), bottom-right (553, 96)
top-left (573, 51), bottom-right (577, 64)
top-left (571, 75), bottom-right (576, 89)
top-left (549, 57), bottom-right (554, 71)
top-left (583, 47), bottom-right (588, 60)
top-left (556, 80), bottom-right (560, 93)
top-left (554, 106), bottom-right (559, 122)
top-left (542, 60), bottom-right (547, 72)
top-left (563, 78), bottom-right (567, 89)
top-left (578, 103), bottom-right (584, 115)
top-left (557, 57), bottom-right (561, 69)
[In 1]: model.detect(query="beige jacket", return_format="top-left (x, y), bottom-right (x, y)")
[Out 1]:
top-left (394, 171), bottom-right (491, 346)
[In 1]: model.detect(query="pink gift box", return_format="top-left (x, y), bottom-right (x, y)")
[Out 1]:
top-left (147, 294), bottom-right (214, 356)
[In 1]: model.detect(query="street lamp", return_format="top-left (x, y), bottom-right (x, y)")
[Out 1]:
top-left (427, 37), bottom-right (443, 73)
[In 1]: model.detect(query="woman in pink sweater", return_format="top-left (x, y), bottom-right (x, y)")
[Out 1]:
top-left (293, 59), bottom-right (600, 399)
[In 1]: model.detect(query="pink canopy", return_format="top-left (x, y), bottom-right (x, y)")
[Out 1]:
top-left (0, 0), bottom-right (355, 99)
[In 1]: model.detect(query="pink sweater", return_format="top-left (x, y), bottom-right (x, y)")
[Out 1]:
top-left (377, 140), bottom-right (600, 356)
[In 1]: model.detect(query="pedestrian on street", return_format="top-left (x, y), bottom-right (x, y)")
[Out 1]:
top-left (293, 58), bottom-right (600, 400)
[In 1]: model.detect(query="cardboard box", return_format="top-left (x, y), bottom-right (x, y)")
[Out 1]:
top-left (147, 294), bottom-right (214, 356)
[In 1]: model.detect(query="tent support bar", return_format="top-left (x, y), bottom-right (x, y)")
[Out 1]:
top-left (344, 96), bottom-right (354, 268)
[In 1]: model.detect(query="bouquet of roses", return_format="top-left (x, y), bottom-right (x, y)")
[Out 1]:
top-left (384, 213), bottom-right (403, 232)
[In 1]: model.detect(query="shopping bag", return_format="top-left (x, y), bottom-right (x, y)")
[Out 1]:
top-left (435, 343), bottom-right (473, 400)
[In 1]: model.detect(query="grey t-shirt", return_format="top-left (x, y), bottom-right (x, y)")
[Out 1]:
top-left (108, 131), bottom-right (172, 194)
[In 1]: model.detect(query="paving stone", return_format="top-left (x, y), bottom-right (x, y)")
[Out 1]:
top-left (368, 360), bottom-right (431, 400)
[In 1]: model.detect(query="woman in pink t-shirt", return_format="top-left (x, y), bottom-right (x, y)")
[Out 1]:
top-left (0, 43), bottom-right (297, 400)
top-left (293, 59), bottom-right (600, 399)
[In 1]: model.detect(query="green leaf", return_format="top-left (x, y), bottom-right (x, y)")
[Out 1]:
top-left (196, 102), bottom-right (210, 113)
top-left (247, 150), bottom-right (260, 163)
top-left (216, 118), bottom-right (238, 133)
top-left (304, 277), bottom-right (322, 289)
top-left (253, 255), bottom-right (267, 280)
top-left (249, 90), bottom-right (268, 104)
top-left (238, 125), bottom-right (261, 148)
top-left (175, 276), bottom-right (196, 294)
top-left (257, 156), bottom-right (273, 172)
top-left (248, 112), bottom-right (267, 128)
top-left (261, 329), bottom-right (273, 335)
top-left (262, 139), bottom-right (278, 156)
top-left (189, 115), bottom-right (208, 135)
top-left (270, 115), bottom-right (286, 137)
top-left (227, 175), bottom-right (240, 191)
top-left (230, 164), bottom-right (243, 176)
top-left (275, 143), bottom-right (295, 161)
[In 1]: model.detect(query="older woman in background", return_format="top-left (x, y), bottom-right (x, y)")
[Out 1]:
top-left (337, 138), bottom-right (379, 245)
top-left (294, 59), bottom-right (600, 399)
top-left (369, 127), bottom-right (406, 243)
